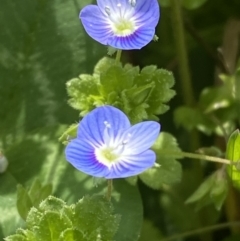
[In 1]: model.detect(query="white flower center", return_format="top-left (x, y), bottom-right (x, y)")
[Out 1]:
top-left (112, 19), bottom-right (135, 36)
top-left (95, 121), bottom-right (132, 168)
top-left (104, 5), bottom-right (136, 37)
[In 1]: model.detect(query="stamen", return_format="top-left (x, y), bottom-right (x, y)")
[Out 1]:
top-left (104, 121), bottom-right (111, 128)
top-left (122, 133), bottom-right (132, 145)
top-left (105, 6), bottom-right (111, 16)
top-left (129, 0), bottom-right (136, 7)
top-left (116, 3), bottom-right (123, 18)
top-left (103, 121), bottom-right (112, 146)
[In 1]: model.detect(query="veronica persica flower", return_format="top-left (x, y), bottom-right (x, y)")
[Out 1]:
top-left (65, 106), bottom-right (160, 178)
top-left (79, 0), bottom-right (160, 50)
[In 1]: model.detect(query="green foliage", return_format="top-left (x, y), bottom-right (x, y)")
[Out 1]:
top-left (159, 0), bottom-right (208, 9)
top-left (0, 0), bottom-right (106, 236)
top-left (1, 126), bottom-right (143, 241)
top-left (160, 169), bottom-right (220, 233)
top-left (6, 195), bottom-right (120, 241)
top-left (0, 0), bottom-right (106, 138)
top-left (59, 124), bottom-right (78, 145)
top-left (174, 67), bottom-right (240, 136)
top-left (17, 180), bottom-right (52, 220)
top-left (158, 0), bottom-right (171, 7)
top-left (197, 146), bottom-right (223, 157)
top-left (0, 173), bottom-right (24, 240)
top-left (66, 57), bottom-right (175, 124)
top-left (185, 170), bottom-right (228, 210)
top-left (139, 132), bottom-right (182, 189)
top-left (174, 106), bottom-right (214, 135)
top-left (182, 0), bottom-right (208, 9)
top-left (226, 129), bottom-right (240, 189)
top-left (2, 0), bottom-right (240, 240)
top-left (139, 220), bottom-right (163, 241)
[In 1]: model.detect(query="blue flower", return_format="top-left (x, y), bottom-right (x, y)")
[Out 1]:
top-left (79, 0), bottom-right (160, 50)
top-left (65, 106), bottom-right (160, 178)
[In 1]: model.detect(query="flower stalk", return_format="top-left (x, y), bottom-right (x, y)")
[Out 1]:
top-left (115, 49), bottom-right (122, 63)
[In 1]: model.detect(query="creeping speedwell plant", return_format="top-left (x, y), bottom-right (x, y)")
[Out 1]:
top-left (4, 1), bottom-right (240, 241)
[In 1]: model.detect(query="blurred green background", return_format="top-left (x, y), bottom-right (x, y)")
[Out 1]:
top-left (1, 0), bottom-right (240, 240)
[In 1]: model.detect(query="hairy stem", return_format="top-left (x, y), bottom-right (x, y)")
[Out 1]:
top-left (158, 150), bottom-right (231, 165)
top-left (115, 49), bottom-right (122, 62)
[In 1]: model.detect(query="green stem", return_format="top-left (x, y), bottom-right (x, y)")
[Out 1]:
top-left (160, 222), bottom-right (240, 241)
top-left (158, 150), bottom-right (231, 165)
top-left (106, 179), bottom-right (113, 201)
top-left (170, 0), bottom-right (195, 106)
top-left (181, 151), bottom-right (231, 165)
top-left (115, 49), bottom-right (122, 62)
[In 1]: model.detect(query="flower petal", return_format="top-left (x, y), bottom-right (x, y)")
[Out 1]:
top-left (80, 5), bottom-right (112, 45)
top-left (134, 0), bottom-right (160, 28)
top-left (107, 27), bottom-right (155, 49)
top-left (78, 106), bottom-right (131, 147)
top-left (97, 0), bottom-right (132, 17)
top-left (123, 121), bottom-right (160, 154)
top-left (105, 150), bottom-right (156, 178)
top-left (65, 138), bottom-right (109, 177)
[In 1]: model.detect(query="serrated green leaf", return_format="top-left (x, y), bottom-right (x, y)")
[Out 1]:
top-left (39, 196), bottom-right (66, 212)
top-left (124, 83), bottom-right (154, 106)
top-left (8, 195), bottom-right (120, 241)
top-left (182, 0), bottom-right (208, 9)
top-left (93, 57), bottom-right (116, 75)
top-left (226, 129), bottom-right (240, 189)
top-left (4, 234), bottom-right (26, 241)
top-left (100, 65), bottom-right (133, 96)
top-left (138, 68), bottom-right (176, 117)
top-left (16, 184), bottom-right (33, 221)
top-left (67, 75), bottom-right (101, 116)
top-left (59, 228), bottom-right (85, 241)
top-left (56, 174), bottom-right (143, 241)
top-left (74, 196), bottom-right (120, 241)
top-left (38, 211), bottom-right (72, 240)
top-left (139, 132), bottom-right (182, 189)
top-left (66, 58), bottom-right (175, 123)
top-left (26, 207), bottom-right (43, 228)
top-left (16, 229), bottom-right (36, 241)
